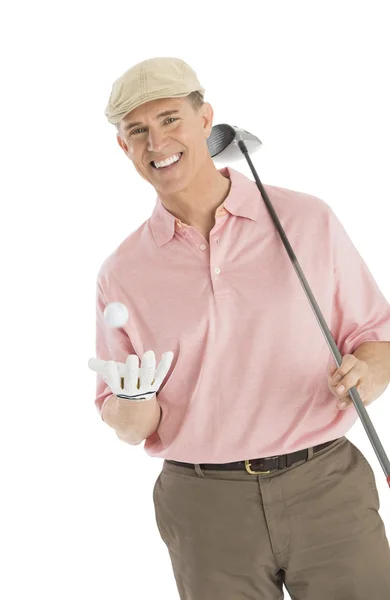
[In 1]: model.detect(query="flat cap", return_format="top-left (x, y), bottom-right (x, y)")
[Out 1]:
top-left (104, 56), bottom-right (205, 125)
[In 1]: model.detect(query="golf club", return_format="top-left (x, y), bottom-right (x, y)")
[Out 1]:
top-left (207, 123), bottom-right (390, 487)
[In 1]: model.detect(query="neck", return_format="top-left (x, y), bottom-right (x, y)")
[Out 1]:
top-left (157, 160), bottom-right (231, 228)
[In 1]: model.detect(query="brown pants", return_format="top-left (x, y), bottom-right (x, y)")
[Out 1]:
top-left (153, 437), bottom-right (390, 599)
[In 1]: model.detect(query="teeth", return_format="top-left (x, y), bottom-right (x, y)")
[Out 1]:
top-left (154, 153), bottom-right (181, 169)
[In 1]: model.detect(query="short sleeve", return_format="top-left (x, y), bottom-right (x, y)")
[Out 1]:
top-left (329, 209), bottom-right (390, 356)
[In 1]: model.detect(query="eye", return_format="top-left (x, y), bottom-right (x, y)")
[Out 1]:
top-left (130, 128), bottom-right (146, 136)
top-left (130, 117), bottom-right (178, 136)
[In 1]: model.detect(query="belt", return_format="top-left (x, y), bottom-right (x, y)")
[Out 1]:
top-left (167, 439), bottom-right (339, 475)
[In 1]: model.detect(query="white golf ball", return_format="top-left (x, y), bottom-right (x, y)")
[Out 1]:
top-left (104, 302), bottom-right (129, 328)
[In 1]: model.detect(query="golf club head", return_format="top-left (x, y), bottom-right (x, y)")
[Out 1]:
top-left (207, 124), bottom-right (262, 163)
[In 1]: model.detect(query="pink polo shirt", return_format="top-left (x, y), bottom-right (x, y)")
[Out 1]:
top-left (93, 166), bottom-right (390, 463)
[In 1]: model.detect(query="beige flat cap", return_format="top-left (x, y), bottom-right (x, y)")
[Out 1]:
top-left (104, 56), bottom-right (205, 125)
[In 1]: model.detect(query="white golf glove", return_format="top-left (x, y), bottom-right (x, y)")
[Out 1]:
top-left (88, 350), bottom-right (174, 401)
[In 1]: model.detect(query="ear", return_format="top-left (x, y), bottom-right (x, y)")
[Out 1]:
top-left (116, 134), bottom-right (128, 154)
top-left (201, 102), bottom-right (214, 138)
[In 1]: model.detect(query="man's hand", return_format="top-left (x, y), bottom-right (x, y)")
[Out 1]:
top-left (88, 350), bottom-right (174, 402)
top-left (328, 353), bottom-right (374, 410)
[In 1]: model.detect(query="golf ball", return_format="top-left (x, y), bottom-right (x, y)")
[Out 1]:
top-left (104, 302), bottom-right (129, 328)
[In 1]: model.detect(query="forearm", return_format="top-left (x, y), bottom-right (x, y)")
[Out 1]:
top-left (102, 394), bottom-right (162, 444)
top-left (353, 341), bottom-right (390, 402)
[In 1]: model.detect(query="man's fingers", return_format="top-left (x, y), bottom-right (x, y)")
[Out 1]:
top-left (138, 350), bottom-right (157, 391)
top-left (88, 352), bottom-right (175, 389)
top-left (102, 360), bottom-right (121, 392)
top-left (88, 358), bottom-right (107, 372)
top-left (88, 357), bottom-right (127, 376)
top-left (124, 354), bottom-right (140, 394)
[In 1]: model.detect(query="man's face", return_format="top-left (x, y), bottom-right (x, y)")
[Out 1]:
top-left (116, 97), bottom-right (214, 194)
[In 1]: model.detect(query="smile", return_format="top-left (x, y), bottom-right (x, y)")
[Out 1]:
top-left (151, 152), bottom-right (183, 170)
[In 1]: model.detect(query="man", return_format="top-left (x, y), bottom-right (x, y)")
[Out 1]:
top-left (90, 56), bottom-right (390, 599)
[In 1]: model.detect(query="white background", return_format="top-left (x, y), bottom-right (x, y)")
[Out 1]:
top-left (1, 1), bottom-right (390, 598)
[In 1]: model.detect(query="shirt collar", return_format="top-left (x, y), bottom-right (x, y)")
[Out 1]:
top-left (149, 166), bottom-right (260, 247)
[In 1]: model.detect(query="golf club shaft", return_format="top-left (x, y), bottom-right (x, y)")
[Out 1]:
top-left (237, 139), bottom-right (390, 487)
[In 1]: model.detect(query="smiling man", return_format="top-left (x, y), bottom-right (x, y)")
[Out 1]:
top-left (115, 93), bottom-right (230, 241)
top-left (92, 57), bottom-right (390, 599)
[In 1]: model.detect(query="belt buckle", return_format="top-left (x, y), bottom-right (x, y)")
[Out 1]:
top-left (245, 459), bottom-right (275, 475)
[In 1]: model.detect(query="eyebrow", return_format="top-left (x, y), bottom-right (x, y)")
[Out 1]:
top-left (122, 109), bottom-right (181, 132)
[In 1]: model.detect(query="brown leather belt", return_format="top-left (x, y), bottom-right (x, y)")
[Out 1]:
top-left (167, 439), bottom-right (339, 474)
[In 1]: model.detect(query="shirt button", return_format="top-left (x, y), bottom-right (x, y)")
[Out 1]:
top-left (214, 267), bottom-right (221, 274)
top-left (200, 244), bottom-right (206, 251)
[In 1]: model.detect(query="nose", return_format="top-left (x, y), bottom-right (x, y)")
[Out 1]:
top-left (147, 128), bottom-right (169, 154)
